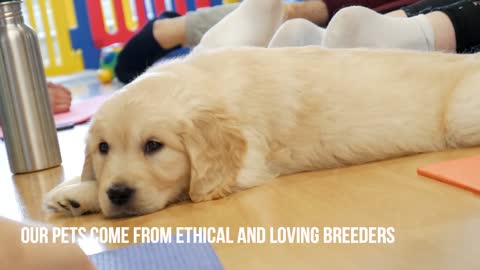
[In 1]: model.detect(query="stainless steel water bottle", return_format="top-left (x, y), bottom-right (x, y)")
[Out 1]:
top-left (0, 0), bottom-right (62, 174)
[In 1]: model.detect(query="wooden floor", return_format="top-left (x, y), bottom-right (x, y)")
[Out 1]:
top-left (0, 75), bottom-right (479, 269)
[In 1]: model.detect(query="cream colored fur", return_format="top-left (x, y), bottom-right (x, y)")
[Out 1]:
top-left (44, 47), bottom-right (480, 217)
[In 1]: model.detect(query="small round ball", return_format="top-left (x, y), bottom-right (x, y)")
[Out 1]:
top-left (97, 69), bottom-right (114, 84)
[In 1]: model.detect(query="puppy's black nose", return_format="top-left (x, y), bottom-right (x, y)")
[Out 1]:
top-left (107, 184), bottom-right (135, 206)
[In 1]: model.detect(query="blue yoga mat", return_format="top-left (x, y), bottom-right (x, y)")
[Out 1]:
top-left (89, 240), bottom-right (223, 270)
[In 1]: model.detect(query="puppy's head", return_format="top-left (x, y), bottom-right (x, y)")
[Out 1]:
top-left (82, 72), bottom-right (246, 217)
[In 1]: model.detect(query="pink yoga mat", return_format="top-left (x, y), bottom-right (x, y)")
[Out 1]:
top-left (418, 155), bottom-right (480, 194)
top-left (0, 95), bottom-right (109, 139)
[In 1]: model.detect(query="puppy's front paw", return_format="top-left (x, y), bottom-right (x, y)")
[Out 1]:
top-left (44, 179), bottom-right (100, 216)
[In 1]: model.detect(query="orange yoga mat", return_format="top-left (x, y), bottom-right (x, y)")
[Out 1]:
top-left (417, 155), bottom-right (480, 194)
top-left (0, 95), bottom-right (109, 139)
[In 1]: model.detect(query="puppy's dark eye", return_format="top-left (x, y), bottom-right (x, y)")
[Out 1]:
top-left (99, 142), bottom-right (109, 154)
top-left (144, 141), bottom-right (163, 154)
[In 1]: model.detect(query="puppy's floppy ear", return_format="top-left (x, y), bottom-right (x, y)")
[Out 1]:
top-left (181, 106), bottom-right (247, 202)
top-left (80, 152), bottom-right (96, 182)
top-left (81, 116), bottom-right (101, 182)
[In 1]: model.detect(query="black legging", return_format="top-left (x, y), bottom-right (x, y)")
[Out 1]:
top-left (402, 0), bottom-right (480, 53)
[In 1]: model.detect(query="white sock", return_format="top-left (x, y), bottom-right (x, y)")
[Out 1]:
top-left (323, 6), bottom-right (435, 51)
top-left (195, 0), bottom-right (285, 52)
top-left (268, 19), bottom-right (325, 48)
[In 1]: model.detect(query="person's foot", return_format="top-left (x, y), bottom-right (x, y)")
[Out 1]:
top-left (269, 19), bottom-right (325, 48)
top-left (323, 6), bottom-right (435, 51)
top-left (115, 11), bottom-right (181, 84)
top-left (47, 82), bottom-right (72, 114)
top-left (195, 0), bottom-right (286, 52)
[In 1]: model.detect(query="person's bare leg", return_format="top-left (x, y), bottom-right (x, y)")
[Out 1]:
top-left (286, 1), bottom-right (329, 26)
top-left (386, 9), bottom-right (407, 17)
top-left (424, 11), bottom-right (456, 52)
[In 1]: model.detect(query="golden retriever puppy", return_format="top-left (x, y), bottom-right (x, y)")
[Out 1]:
top-left (45, 47), bottom-right (480, 217)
